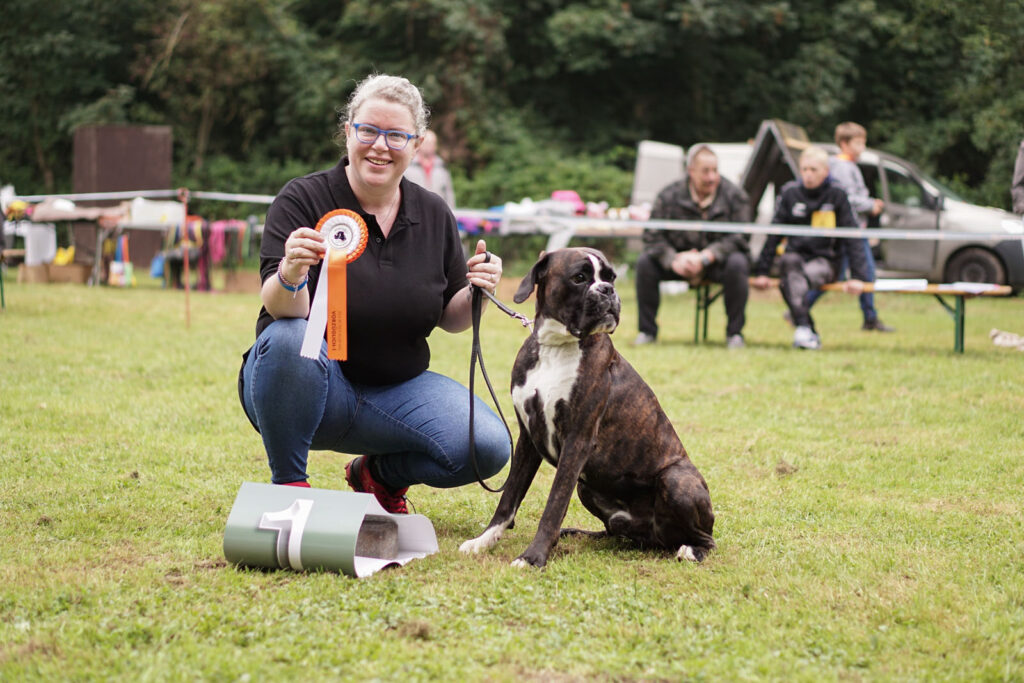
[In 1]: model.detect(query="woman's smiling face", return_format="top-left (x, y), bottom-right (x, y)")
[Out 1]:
top-left (345, 98), bottom-right (421, 193)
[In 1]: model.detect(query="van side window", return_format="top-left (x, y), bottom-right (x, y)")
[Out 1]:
top-left (884, 163), bottom-right (928, 209)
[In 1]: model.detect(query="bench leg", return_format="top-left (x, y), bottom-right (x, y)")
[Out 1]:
top-left (693, 284), bottom-right (724, 345)
top-left (955, 295), bottom-right (965, 353)
top-left (693, 285), bottom-right (702, 344)
top-left (694, 285), bottom-right (708, 344)
top-left (703, 291), bottom-right (710, 342)
top-left (933, 294), bottom-right (966, 354)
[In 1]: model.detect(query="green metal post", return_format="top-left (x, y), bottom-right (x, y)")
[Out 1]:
top-left (955, 295), bottom-right (965, 353)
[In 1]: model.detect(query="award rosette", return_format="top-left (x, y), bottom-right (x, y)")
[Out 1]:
top-left (300, 209), bottom-right (369, 361)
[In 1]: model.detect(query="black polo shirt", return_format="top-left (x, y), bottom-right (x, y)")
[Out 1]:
top-left (255, 157), bottom-right (468, 386)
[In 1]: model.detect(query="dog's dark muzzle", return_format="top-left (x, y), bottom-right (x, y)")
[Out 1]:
top-left (583, 287), bottom-right (621, 335)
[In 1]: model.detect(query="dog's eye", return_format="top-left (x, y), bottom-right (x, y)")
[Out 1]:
top-left (571, 273), bottom-right (589, 285)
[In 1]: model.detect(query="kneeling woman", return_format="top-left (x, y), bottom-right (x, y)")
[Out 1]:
top-left (238, 74), bottom-right (509, 513)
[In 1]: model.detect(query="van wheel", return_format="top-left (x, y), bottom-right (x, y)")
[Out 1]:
top-left (944, 248), bottom-right (1006, 284)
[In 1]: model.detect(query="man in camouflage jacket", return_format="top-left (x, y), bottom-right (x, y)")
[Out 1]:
top-left (635, 144), bottom-right (752, 348)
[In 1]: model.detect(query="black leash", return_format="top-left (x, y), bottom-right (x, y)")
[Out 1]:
top-left (467, 258), bottom-right (531, 493)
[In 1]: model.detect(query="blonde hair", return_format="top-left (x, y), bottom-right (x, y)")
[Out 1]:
top-left (834, 121), bottom-right (867, 145)
top-left (335, 74), bottom-right (430, 144)
top-left (800, 145), bottom-right (830, 166)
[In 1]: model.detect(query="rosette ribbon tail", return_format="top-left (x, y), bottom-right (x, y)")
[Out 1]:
top-left (325, 251), bottom-right (348, 360)
top-left (298, 209), bottom-right (368, 361)
top-left (300, 260), bottom-right (332, 359)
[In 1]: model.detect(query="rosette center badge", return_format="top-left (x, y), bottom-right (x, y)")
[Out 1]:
top-left (319, 210), bottom-right (368, 262)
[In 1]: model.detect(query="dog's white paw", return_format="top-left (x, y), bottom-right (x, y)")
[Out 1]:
top-left (459, 524), bottom-right (505, 554)
top-left (510, 558), bottom-right (532, 569)
top-left (606, 510), bottom-right (633, 535)
top-left (676, 545), bottom-right (699, 562)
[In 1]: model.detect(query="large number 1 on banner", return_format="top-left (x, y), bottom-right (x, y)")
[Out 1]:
top-left (223, 482), bottom-right (440, 577)
top-left (258, 498), bottom-right (314, 570)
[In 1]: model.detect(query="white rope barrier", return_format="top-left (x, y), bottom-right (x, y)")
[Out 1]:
top-left (14, 189), bottom-right (180, 202)
top-left (488, 214), bottom-right (1024, 243)
top-left (191, 191), bottom-right (274, 204)
top-left (11, 190), bottom-right (1022, 242)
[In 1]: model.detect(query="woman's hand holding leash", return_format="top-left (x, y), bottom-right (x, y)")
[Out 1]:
top-left (467, 239), bottom-right (502, 295)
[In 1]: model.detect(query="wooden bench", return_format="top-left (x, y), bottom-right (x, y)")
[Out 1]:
top-left (693, 279), bottom-right (1014, 353)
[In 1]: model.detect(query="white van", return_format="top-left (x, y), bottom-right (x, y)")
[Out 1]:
top-left (633, 132), bottom-right (1024, 289)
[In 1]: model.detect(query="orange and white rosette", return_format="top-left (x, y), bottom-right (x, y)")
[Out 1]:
top-left (299, 209), bottom-right (369, 361)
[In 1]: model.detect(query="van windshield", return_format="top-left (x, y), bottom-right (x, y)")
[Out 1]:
top-left (918, 169), bottom-right (966, 203)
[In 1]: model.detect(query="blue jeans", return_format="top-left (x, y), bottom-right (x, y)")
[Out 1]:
top-left (804, 239), bottom-right (878, 323)
top-left (239, 318), bottom-right (510, 489)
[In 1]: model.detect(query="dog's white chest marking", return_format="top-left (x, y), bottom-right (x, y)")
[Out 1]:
top-left (512, 319), bottom-right (581, 461)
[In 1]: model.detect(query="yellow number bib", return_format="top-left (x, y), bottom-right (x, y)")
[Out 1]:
top-left (811, 210), bottom-right (836, 228)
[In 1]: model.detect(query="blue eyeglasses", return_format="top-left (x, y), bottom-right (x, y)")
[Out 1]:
top-left (351, 123), bottom-right (419, 151)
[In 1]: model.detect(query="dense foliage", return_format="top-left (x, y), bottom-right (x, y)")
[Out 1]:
top-left (1, 0), bottom-right (1022, 214)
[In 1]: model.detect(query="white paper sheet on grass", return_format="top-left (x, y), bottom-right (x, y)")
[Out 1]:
top-left (352, 502), bottom-right (440, 578)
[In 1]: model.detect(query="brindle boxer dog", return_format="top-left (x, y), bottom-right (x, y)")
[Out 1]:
top-left (460, 247), bottom-right (715, 568)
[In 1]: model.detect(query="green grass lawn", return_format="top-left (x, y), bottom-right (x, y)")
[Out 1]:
top-left (1, 271), bottom-right (1023, 681)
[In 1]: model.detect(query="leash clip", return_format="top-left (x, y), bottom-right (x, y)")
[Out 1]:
top-left (478, 287), bottom-right (533, 330)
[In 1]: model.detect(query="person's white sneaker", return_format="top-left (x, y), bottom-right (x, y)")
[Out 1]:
top-left (792, 325), bottom-right (821, 350)
top-left (633, 332), bottom-right (657, 346)
top-left (726, 334), bottom-right (746, 350)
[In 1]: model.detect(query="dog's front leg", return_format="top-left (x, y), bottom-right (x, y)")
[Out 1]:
top-left (460, 427), bottom-right (542, 555)
top-left (512, 436), bottom-right (594, 569)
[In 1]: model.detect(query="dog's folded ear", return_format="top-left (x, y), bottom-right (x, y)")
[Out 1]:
top-left (514, 253), bottom-right (550, 303)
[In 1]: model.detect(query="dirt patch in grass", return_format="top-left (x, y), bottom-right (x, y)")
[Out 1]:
top-left (0, 639), bottom-right (63, 665)
top-left (194, 558), bottom-right (228, 571)
top-left (775, 459), bottom-right (799, 476)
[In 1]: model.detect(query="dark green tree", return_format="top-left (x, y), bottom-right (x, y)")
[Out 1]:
top-left (0, 0), bottom-right (151, 191)
top-left (2, 0), bottom-right (1022, 212)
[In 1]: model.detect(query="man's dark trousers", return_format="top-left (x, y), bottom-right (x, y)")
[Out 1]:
top-left (635, 250), bottom-right (750, 339)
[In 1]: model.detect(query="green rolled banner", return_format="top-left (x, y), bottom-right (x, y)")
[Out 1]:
top-left (223, 482), bottom-right (438, 577)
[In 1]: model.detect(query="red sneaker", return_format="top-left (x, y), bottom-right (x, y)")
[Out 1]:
top-left (344, 456), bottom-right (409, 514)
